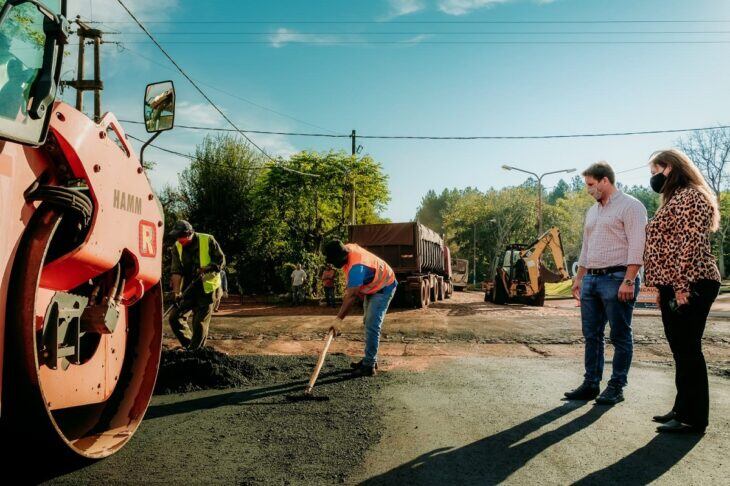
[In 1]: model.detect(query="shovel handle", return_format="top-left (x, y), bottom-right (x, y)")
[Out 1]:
top-left (304, 326), bottom-right (336, 394)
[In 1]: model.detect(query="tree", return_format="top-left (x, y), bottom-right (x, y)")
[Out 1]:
top-left (415, 188), bottom-right (462, 235)
top-left (623, 185), bottom-right (660, 218)
top-left (548, 179), bottom-right (570, 205)
top-left (677, 128), bottom-right (730, 276)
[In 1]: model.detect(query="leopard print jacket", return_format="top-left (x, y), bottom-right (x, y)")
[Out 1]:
top-left (644, 186), bottom-right (720, 293)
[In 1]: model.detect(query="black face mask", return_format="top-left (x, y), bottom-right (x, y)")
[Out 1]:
top-left (650, 173), bottom-right (667, 193)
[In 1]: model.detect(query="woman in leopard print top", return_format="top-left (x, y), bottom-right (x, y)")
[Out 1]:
top-left (644, 149), bottom-right (721, 434)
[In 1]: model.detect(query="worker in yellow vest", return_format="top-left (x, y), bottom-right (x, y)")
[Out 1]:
top-left (168, 220), bottom-right (226, 350)
top-left (324, 240), bottom-right (397, 377)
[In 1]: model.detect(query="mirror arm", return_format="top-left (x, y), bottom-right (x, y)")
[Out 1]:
top-left (139, 131), bottom-right (161, 168)
top-left (28, 14), bottom-right (69, 119)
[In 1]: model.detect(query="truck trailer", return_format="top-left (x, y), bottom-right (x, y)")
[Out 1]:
top-left (348, 222), bottom-right (453, 308)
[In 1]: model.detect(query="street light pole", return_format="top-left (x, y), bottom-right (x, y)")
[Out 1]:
top-left (501, 165), bottom-right (576, 236)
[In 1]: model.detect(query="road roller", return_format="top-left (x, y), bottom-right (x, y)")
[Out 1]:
top-left (0, 0), bottom-right (171, 459)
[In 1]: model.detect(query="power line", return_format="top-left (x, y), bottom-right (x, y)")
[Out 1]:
top-left (109, 40), bottom-right (730, 45)
top-left (126, 133), bottom-right (272, 173)
top-left (616, 165), bottom-right (648, 174)
top-left (113, 0), bottom-right (318, 178)
top-left (117, 119), bottom-right (730, 141)
top-left (105, 30), bottom-right (730, 35)
top-left (86, 19), bottom-right (730, 24)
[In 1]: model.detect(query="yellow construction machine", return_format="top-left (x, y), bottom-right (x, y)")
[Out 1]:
top-left (485, 227), bottom-right (570, 306)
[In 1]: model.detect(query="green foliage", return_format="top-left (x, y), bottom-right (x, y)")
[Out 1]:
top-left (623, 185), bottom-right (661, 218)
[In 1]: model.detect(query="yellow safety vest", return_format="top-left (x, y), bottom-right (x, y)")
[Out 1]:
top-left (175, 233), bottom-right (222, 294)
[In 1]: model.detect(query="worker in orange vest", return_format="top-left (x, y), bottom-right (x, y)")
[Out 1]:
top-left (324, 240), bottom-right (397, 376)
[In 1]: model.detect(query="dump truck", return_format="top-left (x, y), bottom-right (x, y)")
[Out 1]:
top-left (0, 2), bottom-right (174, 459)
top-left (349, 222), bottom-right (453, 308)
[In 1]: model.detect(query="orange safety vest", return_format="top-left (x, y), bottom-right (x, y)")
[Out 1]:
top-left (343, 243), bottom-right (396, 295)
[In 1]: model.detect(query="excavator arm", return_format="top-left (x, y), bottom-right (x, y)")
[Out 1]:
top-left (520, 227), bottom-right (571, 294)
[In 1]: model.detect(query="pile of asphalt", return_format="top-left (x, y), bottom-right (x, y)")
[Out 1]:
top-left (155, 347), bottom-right (265, 394)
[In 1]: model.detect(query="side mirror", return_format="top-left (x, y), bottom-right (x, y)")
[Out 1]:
top-left (143, 80), bottom-right (175, 133)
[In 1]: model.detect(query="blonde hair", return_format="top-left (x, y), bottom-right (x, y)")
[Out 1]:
top-left (649, 148), bottom-right (720, 232)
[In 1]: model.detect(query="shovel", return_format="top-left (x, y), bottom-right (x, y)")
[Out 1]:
top-left (286, 326), bottom-right (338, 402)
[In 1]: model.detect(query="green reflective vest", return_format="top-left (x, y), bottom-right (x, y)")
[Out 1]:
top-left (175, 233), bottom-right (222, 294)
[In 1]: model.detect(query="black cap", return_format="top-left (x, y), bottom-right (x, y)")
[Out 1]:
top-left (324, 240), bottom-right (349, 267)
top-left (168, 220), bottom-right (194, 238)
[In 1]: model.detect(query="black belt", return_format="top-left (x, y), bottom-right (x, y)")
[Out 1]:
top-left (587, 266), bottom-right (627, 276)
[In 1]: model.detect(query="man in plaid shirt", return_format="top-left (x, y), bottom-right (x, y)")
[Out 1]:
top-left (566, 162), bottom-right (648, 405)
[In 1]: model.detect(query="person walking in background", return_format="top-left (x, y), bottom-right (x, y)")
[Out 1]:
top-left (291, 264), bottom-right (307, 305)
top-left (644, 149), bottom-right (721, 434)
top-left (321, 263), bottom-right (337, 307)
top-left (567, 162), bottom-right (648, 405)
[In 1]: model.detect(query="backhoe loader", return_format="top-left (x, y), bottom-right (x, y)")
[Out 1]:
top-left (485, 227), bottom-right (571, 307)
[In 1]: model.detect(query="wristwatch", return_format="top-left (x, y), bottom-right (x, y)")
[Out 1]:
top-left (623, 279), bottom-right (634, 287)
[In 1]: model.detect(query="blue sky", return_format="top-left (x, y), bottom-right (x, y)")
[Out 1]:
top-left (64, 0), bottom-right (730, 221)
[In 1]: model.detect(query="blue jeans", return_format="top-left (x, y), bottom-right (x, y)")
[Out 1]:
top-left (580, 271), bottom-right (639, 388)
top-left (324, 286), bottom-right (336, 307)
top-left (362, 282), bottom-right (397, 367)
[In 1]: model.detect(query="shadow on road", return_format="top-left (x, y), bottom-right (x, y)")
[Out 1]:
top-left (362, 400), bottom-right (703, 485)
top-left (362, 401), bottom-right (610, 485)
top-left (146, 369), bottom-right (356, 420)
top-left (573, 433), bottom-right (702, 485)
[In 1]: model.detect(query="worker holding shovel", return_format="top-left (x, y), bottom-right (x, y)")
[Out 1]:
top-left (324, 240), bottom-right (397, 377)
top-left (168, 220), bottom-right (226, 350)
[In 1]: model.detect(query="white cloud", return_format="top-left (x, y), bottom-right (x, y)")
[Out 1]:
top-left (437, 0), bottom-right (509, 15)
top-left (387, 0), bottom-right (426, 18)
top-left (66, 0), bottom-right (179, 24)
top-left (269, 28), bottom-right (346, 48)
top-left (437, 0), bottom-right (555, 15)
top-left (270, 28), bottom-right (430, 48)
top-left (175, 101), bottom-right (224, 127)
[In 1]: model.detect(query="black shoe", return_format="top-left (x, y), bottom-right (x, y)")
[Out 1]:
top-left (656, 419), bottom-right (705, 435)
top-left (564, 382), bottom-right (600, 400)
top-left (351, 364), bottom-right (377, 377)
top-left (595, 385), bottom-right (624, 405)
top-left (652, 411), bottom-right (677, 424)
top-left (350, 359), bottom-right (378, 370)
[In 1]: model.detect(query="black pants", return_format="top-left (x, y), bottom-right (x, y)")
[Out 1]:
top-left (657, 279), bottom-right (720, 428)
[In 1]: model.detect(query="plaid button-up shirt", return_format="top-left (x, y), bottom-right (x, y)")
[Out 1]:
top-left (578, 190), bottom-right (648, 269)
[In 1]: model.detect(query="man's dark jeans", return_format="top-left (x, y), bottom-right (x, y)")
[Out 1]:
top-left (580, 271), bottom-right (639, 388)
top-left (324, 286), bottom-right (335, 307)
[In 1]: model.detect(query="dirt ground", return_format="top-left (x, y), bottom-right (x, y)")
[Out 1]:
top-left (39, 291), bottom-right (730, 484)
top-left (198, 290), bottom-right (730, 376)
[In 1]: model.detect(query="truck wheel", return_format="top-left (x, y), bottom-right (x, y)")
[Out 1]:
top-left (493, 275), bottom-right (508, 305)
top-left (414, 282), bottom-right (426, 308)
top-left (484, 287), bottom-right (493, 302)
top-left (445, 282), bottom-right (453, 299)
top-left (437, 277), bottom-right (445, 301)
top-left (424, 280), bottom-right (431, 307)
top-left (429, 279), bottom-right (437, 303)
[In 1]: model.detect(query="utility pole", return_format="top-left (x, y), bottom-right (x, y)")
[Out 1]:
top-left (501, 165), bottom-right (576, 236)
top-left (350, 129), bottom-right (356, 226)
top-left (61, 17), bottom-right (104, 123)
